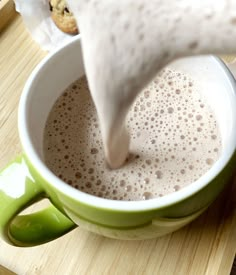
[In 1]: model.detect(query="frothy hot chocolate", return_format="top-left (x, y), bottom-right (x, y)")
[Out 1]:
top-left (43, 69), bottom-right (221, 201)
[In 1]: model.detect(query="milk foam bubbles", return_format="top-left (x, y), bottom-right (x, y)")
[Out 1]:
top-left (43, 69), bottom-right (221, 201)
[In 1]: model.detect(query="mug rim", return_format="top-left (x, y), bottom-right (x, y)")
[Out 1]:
top-left (18, 36), bottom-right (236, 211)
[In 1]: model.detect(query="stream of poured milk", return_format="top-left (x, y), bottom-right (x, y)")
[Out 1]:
top-left (67, 0), bottom-right (236, 168)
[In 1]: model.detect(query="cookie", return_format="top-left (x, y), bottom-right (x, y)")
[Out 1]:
top-left (49, 0), bottom-right (79, 34)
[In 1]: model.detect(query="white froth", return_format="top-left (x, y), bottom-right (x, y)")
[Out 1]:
top-left (43, 69), bottom-right (221, 201)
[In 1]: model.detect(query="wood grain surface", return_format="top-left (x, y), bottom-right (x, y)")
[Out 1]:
top-left (0, 15), bottom-right (236, 275)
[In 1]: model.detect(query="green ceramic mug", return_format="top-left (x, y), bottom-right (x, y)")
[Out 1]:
top-left (0, 36), bottom-right (236, 246)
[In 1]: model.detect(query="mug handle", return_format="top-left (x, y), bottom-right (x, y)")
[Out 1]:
top-left (0, 155), bottom-right (76, 247)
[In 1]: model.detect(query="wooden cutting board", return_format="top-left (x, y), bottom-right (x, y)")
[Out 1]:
top-left (0, 15), bottom-right (236, 275)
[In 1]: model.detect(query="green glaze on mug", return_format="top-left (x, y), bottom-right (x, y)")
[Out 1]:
top-left (0, 37), bottom-right (236, 246)
top-left (0, 151), bottom-right (235, 245)
top-left (26, 152), bottom-right (236, 237)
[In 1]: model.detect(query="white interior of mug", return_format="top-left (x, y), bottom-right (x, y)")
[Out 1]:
top-left (18, 36), bottom-right (236, 211)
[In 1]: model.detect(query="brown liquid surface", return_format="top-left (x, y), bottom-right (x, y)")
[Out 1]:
top-left (43, 69), bottom-right (221, 201)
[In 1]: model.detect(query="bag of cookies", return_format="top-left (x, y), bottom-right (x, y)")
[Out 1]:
top-left (14, 0), bottom-right (78, 51)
